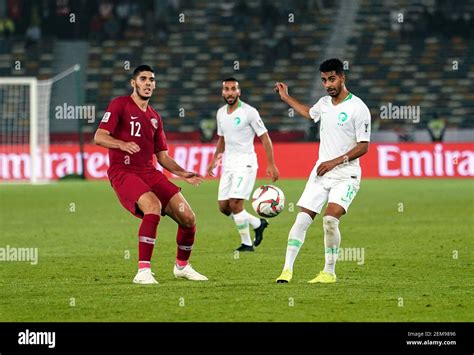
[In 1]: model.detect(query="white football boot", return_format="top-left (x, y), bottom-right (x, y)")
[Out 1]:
top-left (133, 268), bottom-right (159, 284)
top-left (173, 264), bottom-right (208, 281)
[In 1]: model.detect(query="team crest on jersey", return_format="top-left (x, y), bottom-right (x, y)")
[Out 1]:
top-left (151, 118), bottom-right (158, 129)
top-left (234, 117), bottom-right (241, 127)
top-left (338, 112), bottom-right (348, 125)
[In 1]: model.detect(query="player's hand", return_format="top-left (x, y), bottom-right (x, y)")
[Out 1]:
top-left (274, 82), bottom-right (289, 101)
top-left (179, 171), bottom-right (204, 186)
top-left (119, 141), bottom-right (140, 154)
top-left (206, 153), bottom-right (223, 177)
top-left (316, 159), bottom-right (339, 176)
top-left (266, 164), bottom-right (280, 182)
top-left (207, 161), bottom-right (217, 177)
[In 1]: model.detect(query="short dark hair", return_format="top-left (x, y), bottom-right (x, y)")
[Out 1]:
top-left (222, 77), bottom-right (239, 84)
top-left (133, 65), bottom-right (154, 78)
top-left (319, 58), bottom-right (344, 75)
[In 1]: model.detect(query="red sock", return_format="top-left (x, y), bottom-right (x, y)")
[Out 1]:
top-left (176, 225), bottom-right (195, 266)
top-left (138, 214), bottom-right (160, 269)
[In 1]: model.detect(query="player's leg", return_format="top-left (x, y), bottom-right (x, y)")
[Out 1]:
top-left (218, 200), bottom-right (232, 216)
top-left (228, 198), bottom-right (253, 251)
top-left (109, 171), bottom-right (161, 284)
top-left (277, 174), bottom-right (329, 283)
top-left (308, 178), bottom-right (360, 284)
top-left (228, 168), bottom-right (267, 250)
top-left (165, 193), bottom-right (208, 281)
top-left (132, 191), bottom-right (162, 284)
top-left (239, 169), bottom-right (268, 246)
top-left (217, 171), bottom-right (232, 216)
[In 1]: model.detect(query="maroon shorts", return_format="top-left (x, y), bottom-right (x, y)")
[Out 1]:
top-left (109, 169), bottom-right (181, 218)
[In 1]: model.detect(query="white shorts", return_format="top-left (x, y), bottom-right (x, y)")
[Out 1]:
top-left (297, 173), bottom-right (361, 214)
top-left (218, 169), bottom-right (257, 201)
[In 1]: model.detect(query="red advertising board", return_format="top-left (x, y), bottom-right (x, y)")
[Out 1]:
top-left (0, 143), bottom-right (472, 181)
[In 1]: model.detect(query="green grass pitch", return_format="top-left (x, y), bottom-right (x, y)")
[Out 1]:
top-left (0, 179), bottom-right (472, 322)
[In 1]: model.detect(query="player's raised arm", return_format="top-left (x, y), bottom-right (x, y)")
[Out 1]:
top-left (274, 82), bottom-right (312, 120)
top-left (94, 128), bottom-right (140, 155)
top-left (207, 135), bottom-right (225, 177)
top-left (155, 150), bottom-right (203, 186)
top-left (258, 132), bottom-right (279, 182)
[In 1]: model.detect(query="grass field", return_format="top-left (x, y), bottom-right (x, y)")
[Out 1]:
top-left (0, 179), bottom-right (473, 322)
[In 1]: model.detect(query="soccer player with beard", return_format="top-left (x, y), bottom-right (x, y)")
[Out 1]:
top-left (94, 65), bottom-right (208, 284)
top-left (207, 78), bottom-right (279, 251)
top-left (274, 58), bottom-right (371, 284)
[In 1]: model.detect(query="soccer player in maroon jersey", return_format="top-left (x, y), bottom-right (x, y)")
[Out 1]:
top-left (94, 65), bottom-right (208, 284)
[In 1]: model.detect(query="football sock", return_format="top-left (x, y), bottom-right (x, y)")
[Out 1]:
top-left (283, 212), bottom-right (313, 271)
top-left (323, 216), bottom-right (341, 275)
top-left (138, 214), bottom-right (160, 270)
top-left (233, 210), bottom-right (252, 246)
top-left (246, 211), bottom-right (262, 229)
top-left (176, 225), bottom-right (195, 267)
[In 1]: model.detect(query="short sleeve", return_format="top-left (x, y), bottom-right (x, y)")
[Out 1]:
top-left (154, 117), bottom-right (168, 153)
top-left (98, 98), bottom-right (122, 134)
top-left (249, 108), bottom-right (268, 137)
top-left (355, 102), bottom-right (371, 142)
top-left (309, 99), bottom-right (322, 123)
top-left (217, 111), bottom-right (223, 136)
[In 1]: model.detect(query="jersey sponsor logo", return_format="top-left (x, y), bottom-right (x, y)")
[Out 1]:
top-left (364, 123), bottom-right (369, 133)
top-left (131, 116), bottom-right (139, 120)
top-left (234, 117), bottom-right (241, 127)
top-left (338, 112), bottom-right (348, 125)
top-left (151, 118), bottom-right (158, 129)
top-left (101, 112), bottom-right (111, 123)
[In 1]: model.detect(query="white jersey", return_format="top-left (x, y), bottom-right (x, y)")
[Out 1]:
top-left (309, 92), bottom-right (371, 179)
top-left (216, 100), bottom-right (267, 171)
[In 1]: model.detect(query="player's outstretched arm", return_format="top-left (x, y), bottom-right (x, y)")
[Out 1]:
top-left (207, 136), bottom-right (225, 177)
top-left (94, 128), bottom-right (140, 154)
top-left (274, 82), bottom-right (312, 120)
top-left (259, 132), bottom-right (279, 182)
top-left (156, 150), bottom-right (203, 186)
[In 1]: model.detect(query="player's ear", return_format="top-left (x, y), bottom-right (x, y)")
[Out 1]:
top-left (130, 78), bottom-right (136, 89)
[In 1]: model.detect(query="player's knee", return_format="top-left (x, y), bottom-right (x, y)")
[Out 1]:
top-left (138, 193), bottom-right (161, 215)
top-left (180, 211), bottom-right (196, 228)
top-left (218, 204), bottom-right (231, 215)
top-left (144, 201), bottom-right (161, 215)
top-left (229, 200), bottom-right (243, 214)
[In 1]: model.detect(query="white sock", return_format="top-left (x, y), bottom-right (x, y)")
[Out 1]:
top-left (323, 215), bottom-right (341, 275)
top-left (283, 212), bottom-right (314, 271)
top-left (233, 210), bottom-right (252, 246)
top-left (246, 210), bottom-right (262, 229)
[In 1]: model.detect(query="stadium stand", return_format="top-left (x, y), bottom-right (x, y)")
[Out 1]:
top-left (2, 0), bottom-right (473, 142)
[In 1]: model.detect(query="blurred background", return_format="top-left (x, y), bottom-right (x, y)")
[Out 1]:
top-left (0, 0), bottom-right (473, 181)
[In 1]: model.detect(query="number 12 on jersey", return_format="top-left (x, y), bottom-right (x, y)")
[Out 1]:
top-left (130, 121), bottom-right (141, 137)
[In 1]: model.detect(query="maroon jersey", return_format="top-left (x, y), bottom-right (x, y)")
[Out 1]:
top-left (98, 96), bottom-right (168, 176)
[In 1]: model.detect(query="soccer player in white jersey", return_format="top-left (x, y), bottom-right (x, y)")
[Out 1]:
top-left (207, 78), bottom-right (279, 251)
top-left (274, 58), bottom-right (371, 283)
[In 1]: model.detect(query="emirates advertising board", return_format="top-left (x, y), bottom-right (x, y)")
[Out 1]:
top-left (0, 143), bottom-right (472, 181)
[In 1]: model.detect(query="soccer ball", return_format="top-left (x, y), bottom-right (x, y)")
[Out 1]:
top-left (251, 185), bottom-right (285, 218)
